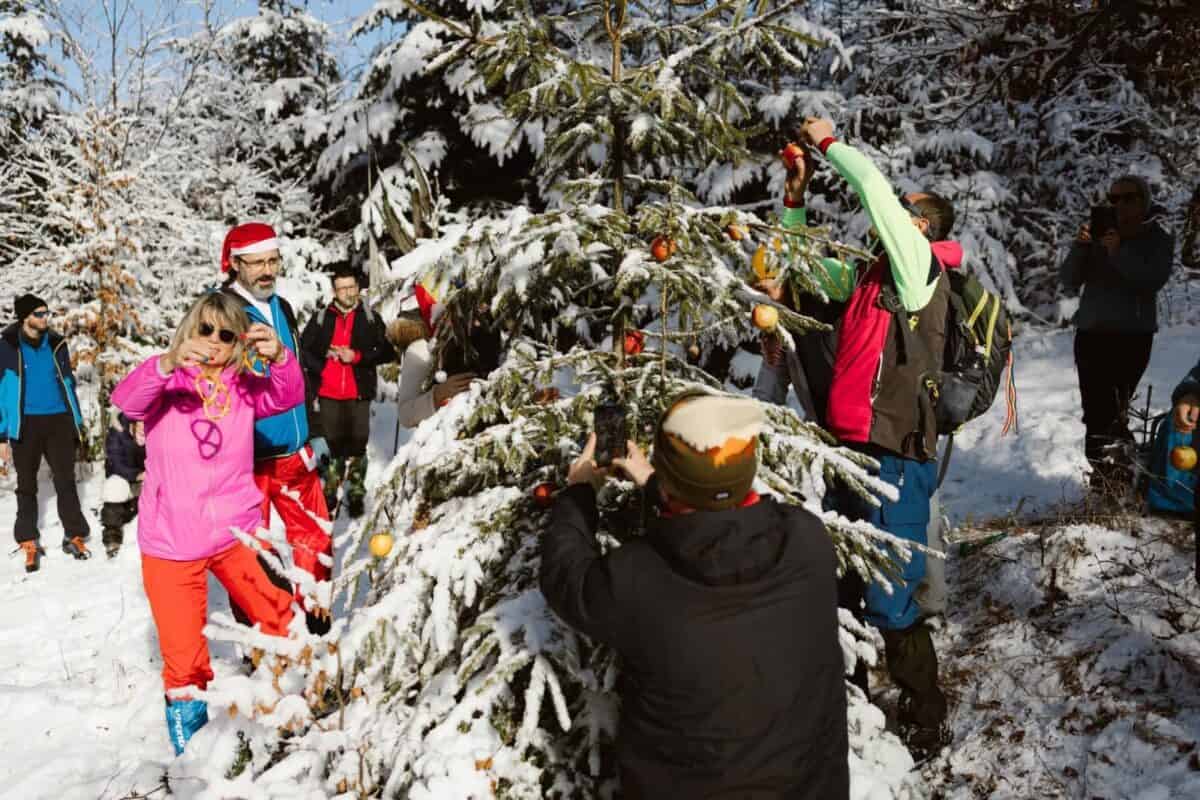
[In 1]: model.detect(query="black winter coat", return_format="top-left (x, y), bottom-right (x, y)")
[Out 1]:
top-left (299, 303), bottom-right (397, 402)
top-left (104, 413), bottom-right (145, 483)
top-left (540, 482), bottom-right (849, 800)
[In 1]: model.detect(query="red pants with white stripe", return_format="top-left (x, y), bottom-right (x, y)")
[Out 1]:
top-left (253, 451), bottom-right (332, 606)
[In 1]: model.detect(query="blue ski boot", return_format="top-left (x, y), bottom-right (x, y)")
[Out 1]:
top-left (165, 698), bottom-right (209, 755)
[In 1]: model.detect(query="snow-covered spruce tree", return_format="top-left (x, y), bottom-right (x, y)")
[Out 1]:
top-left (829, 0), bottom-right (1200, 321)
top-left (0, 0), bottom-right (59, 262)
top-left (321, 0), bottom-right (858, 285)
top-left (0, 0), bottom-right (56, 139)
top-left (160, 0), bottom-right (338, 237)
top-left (173, 2), bottom-right (925, 796)
top-left (319, 0), bottom-right (541, 217)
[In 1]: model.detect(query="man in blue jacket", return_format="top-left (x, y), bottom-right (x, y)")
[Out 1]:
top-left (0, 294), bottom-right (90, 572)
top-left (219, 222), bottom-right (333, 634)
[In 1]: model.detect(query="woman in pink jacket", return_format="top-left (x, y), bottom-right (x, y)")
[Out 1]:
top-left (112, 291), bottom-right (304, 756)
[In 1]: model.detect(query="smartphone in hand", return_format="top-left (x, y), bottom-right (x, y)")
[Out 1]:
top-left (1091, 205), bottom-right (1118, 238)
top-left (593, 403), bottom-right (628, 468)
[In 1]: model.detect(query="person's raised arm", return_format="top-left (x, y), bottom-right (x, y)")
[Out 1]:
top-left (800, 118), bottom-right (934, 311)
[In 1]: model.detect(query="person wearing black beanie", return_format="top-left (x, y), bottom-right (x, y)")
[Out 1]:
top-left (0, 295), bottom-right (91, 572)
top-left (14, 293), bottom-right (48, 324)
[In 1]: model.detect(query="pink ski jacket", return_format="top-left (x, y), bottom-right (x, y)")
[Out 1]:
top-left (111, 352), bottom-right (305, 561)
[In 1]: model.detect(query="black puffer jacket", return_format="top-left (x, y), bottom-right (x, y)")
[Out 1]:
top-left (541, 482), bottom-right (849, 800)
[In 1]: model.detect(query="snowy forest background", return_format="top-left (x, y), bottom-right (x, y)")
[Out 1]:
top-left (4, 1), bottom-right (1200, 798)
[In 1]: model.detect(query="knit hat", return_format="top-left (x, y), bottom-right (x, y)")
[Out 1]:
top-left (14, 293), bottom-right (47, 323)
top-left (221, 222), bottom-right (280, 273)
top-left (651, 391), bottom-right (764, 511)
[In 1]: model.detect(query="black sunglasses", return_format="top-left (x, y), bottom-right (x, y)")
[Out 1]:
top-left (1108, 191), bottom-right (1141, 206)
top-left (30, 310), bottom-right (49, 319)
top-left (199, 322), bottom-right (237, 344)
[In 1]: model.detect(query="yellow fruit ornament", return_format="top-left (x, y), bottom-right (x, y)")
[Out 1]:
top-left (751, 245), bottom-right (777, 281)
top-left (752, 304), bottom-right (779, 331)
top-left (369, 532), bottom-right (395, 558)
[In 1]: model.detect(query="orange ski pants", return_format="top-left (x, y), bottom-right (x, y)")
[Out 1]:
top-left (142, 543), bottom-right (294, 692)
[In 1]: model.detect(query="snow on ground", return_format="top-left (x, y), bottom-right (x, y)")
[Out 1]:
top-left (0, 408), bottom-right (409, 800)
top-left (923, 322), bottom-right (1200, 797)
top-left (2, 323), bottom-right (1200, 798)
top-left (940, 322), bottom-right (1199, 524)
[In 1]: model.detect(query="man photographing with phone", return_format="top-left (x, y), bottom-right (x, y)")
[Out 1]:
top-left (539, 392), bottom-right (849, 799)
top-left (1059, 175), bottom-right (1173, 501)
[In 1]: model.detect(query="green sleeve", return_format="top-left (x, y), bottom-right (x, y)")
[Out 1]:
top-left (824, 141), bottom-right (935, 311)
top-left (781, 205), bottom-right (855, 303)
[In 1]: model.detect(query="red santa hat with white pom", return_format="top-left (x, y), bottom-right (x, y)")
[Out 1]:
top-left (221, 222), bottom-right (280, 273)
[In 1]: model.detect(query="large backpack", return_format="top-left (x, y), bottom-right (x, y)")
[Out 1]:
top-left (934, 270), bottom-right (1016, 435)
top-left (1143, 412), bottom-right (1196, 514)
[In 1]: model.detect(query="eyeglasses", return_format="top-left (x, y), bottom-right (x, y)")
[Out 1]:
top-left (237, 256), bottom-right (282, 271)
top-left (30, 310), bottom-right (49, 319)
top-left (1108, 191), bottom-right (1141, 206)
top-left (199, 322), bottom-right (237, 344)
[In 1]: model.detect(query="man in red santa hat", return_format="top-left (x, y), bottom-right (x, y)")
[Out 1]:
top-left (220, 222), bottom-right (333, 634)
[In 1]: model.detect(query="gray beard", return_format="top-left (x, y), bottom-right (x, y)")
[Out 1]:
top-left (244, 281), bottom-right (275, 301)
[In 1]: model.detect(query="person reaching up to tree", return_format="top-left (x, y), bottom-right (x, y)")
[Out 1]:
top-left (111, 292), bottom-right (302, 756)
top-left (757, 117), bottom-right (957, 759)
top-left (220, 222), bottom-right (333, 634)
top-left (540, 391), bottom-right (849, 799)
top-left (389, 284), bottom-right (499, 428)
top-left (0, 294), bottom-right (90, 572)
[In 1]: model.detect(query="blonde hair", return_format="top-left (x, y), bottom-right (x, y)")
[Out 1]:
top-left (170, 292), bottom-right (252, 373)
top-left (387, 311), bottom-right (430, 351)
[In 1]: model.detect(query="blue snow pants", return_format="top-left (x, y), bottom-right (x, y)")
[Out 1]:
top-left (843, 453), bottom-right (937, 632)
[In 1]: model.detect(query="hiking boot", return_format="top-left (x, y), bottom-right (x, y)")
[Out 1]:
top-left (102, 527), bottom-right (122, 558)
top-left (324, 493), bottom-right (339, 517)
top-left (20, 541), bottom-right (44, 573)
top-left (347, 496), bottom-right (365, 519)
top-left (900, 719), bottom-right (951, 762)
top-left (62, 536), bottom-right (91, 560)
top-left (165, 698), bottom-right (209, 756)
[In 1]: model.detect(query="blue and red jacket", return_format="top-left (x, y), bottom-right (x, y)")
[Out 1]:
top-left (0, 323), bottom-right (84, 443)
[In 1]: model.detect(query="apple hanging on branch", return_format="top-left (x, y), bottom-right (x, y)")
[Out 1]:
top-left (651, 236), bottom-right (676, 263)
top-left (779, 142), bottom-right (806, 171)
top-left (752, 304), bottom-right (779, 332)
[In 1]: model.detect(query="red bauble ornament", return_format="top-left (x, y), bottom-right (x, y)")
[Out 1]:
top-left (532, 482), bottom-right (556, 507)
top-left (651, 236), bottom-right (673, 262)
top-left (623, 330), bottom-right (645, 356)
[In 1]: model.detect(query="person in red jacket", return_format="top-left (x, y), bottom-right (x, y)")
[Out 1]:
top-left (299, 267), bottom-right (396, 517)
